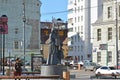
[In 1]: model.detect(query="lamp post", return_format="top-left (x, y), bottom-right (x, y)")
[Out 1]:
top-left (0, 15), bottom-right (8, 75)
top-left (2, 31), bottom-right (5, 75)
top-left (115, 0), bottom-right (119, 69)
top-left (23, 0), bottom-right (26, 68)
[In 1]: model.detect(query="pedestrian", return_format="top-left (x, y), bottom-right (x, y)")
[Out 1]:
top-left (14, 58), bottom-right (22, 80)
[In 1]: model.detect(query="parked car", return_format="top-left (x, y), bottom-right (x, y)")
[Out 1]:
top-left (22, 68), bottom-right (28, 72)
top-left (83, 60), bottom-right (92, 63)
top-left (78, 61), bottom-right (84, 65)
top-left (95, 66), bottom-right (120, 77)
top-left (83, 62), bottom-right (101, 71)
top-left (70, 60), bottom-right (76, 65)
top-left (25, 61), bottom-right (30, 66)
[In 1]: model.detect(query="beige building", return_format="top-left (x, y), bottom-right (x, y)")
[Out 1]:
top-left (40, 21), bottom-right (68, 60)
top-left (92, 0), bottom-right (120, 66)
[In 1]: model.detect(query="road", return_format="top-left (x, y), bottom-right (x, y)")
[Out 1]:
top-left (70, 69), bottom-right (120, 80)
top-left (70, 69), bottom-right (95, 80)
top-left (1, 67), bottom-right (120, 80)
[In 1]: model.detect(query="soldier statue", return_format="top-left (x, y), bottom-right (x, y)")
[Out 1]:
top-left (46, 27), bottom-right (64, 65)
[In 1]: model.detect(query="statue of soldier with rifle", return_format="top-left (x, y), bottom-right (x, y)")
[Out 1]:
top-left (46, 19), bottom-right (64, 65)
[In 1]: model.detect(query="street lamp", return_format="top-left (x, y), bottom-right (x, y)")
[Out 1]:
top-left (0, 15), bottom-right (8, 75)
top-left (23, 0), bottom-right (26, 68)
top-left (115, 0), bottom-right (119, 69)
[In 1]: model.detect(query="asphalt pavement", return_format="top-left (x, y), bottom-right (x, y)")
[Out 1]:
top-left (70, 69), bottom-right (120, 80)
top-left (1, 67), bottom-right (120, 80)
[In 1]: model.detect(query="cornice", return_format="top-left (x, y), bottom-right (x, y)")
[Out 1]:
top-left (92, 20), bottom-right (120, 26)
top-left (103, 0), bottom-right (115, 2)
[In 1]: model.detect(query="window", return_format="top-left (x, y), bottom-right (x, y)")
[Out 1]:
top-left (75, 46), bottom-right (76, 51)
top-left (68, 18), bottom-right (73, 24)
top-left (15, 28), bottom-right (18, 34)
top-left (75, 8), bottom-right (76, 13)
top-left (75, 17), bottom-right (76, 23)
top-left (119, 5), bottom-right (120, 17)
top-left (68, 0), bottom-right (73, 5)
top-left (108, 27), bottom-right (112, 40)
top-left (68, 28), bottom-right (73, 32)
top-left (78, 26), bottom-right (80, 32)
top-left (108, 51), bottom-right (112, 62)
top-left (75, 27), bottom-right (76, 32)
top-left (118, 50), bottom-right (120, 63)
top-left (101, 67), bottom-right (108, 70)
top-left (71, 37), bottom-right (73, 44)
top-left (87, 54), bottom-right (91, 58)
top-left (74, 36), bottom-right (76, 42)
top-left (68, 9), bottom-right (73, 14)
top-left (81, 6), bottom-right (83, 11)
top-left (97, 52), bottom-right (101, 62)
top-left (81, 45), bottom-right (83, 52)
top-left (97, 29), bottom-right (101, 41)
top-left (68, 46), bottom-right (73, 51)
top-left (78, 46), bottom-right (80, 51)
top-left (81, 16), bottom-right (83, 21)
top-left (81, 25), bottom-right (83, 34)
top-left (78, 16), bottom-right (80, 22)
top-left (44, 30), bottom-right (48, 36)
top-left (14, 41), bottom-right (19, 49)
top-left (59, 31), bottom-right (64, 36)
top-left (108, 6), bottom-right (112, 18)
top-left (81, 55), bottom-right (83, 61)
top-left (78, 7), bottom-right (80, 12)
top-left (119, 26), bottom-right (120, 40)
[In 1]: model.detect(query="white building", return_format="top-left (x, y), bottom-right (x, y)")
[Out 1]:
top-left (67, 0), bottom-right (103, 61)
top-left (0, 0), bottom-right (41, 60)
top-left (92, 0), bottom-right (120, 66)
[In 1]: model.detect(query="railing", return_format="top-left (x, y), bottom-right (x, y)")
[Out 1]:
top-left (0, 75), bottom-right (62, 80)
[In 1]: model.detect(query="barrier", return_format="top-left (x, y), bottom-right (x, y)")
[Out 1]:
top-left (22, 71), bottom-right (40, 75)
top-left (6, 69), bottom-right (10, 76)
top-left (0, 75), bottom-right (61, 80)
top-left (63, 71), bottom-right (70, 80)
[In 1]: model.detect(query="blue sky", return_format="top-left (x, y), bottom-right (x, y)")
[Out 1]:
top-left (40, 0), bottom-right (68, 22)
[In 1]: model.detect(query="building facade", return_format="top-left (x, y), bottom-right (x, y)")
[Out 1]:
top-left (92, 0), bottom-right (120, 66)
top-left (0, 0), bottom-right (41, 60)
top-left (40, 21), bottom-right (68, 60)
top-left (67, 0), bottom-right (103, 61)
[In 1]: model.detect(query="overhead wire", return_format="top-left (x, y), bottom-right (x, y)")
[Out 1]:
top-left (41, 2), bottom-right (116, 16)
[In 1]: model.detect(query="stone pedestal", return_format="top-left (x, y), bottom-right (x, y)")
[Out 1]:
top-left (41, 65), bottom-right (67, 80)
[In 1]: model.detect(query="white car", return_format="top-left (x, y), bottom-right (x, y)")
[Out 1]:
top-left (95, 66), bottom-right (120, 76)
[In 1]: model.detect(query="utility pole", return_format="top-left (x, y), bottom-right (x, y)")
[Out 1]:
top-left (23, 0), bottom-right (26, 68)
top-left (115, 0), bottom-right (118, 69)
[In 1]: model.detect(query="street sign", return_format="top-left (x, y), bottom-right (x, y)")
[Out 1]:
top-left (0, 15), bottom-right (8, 34)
